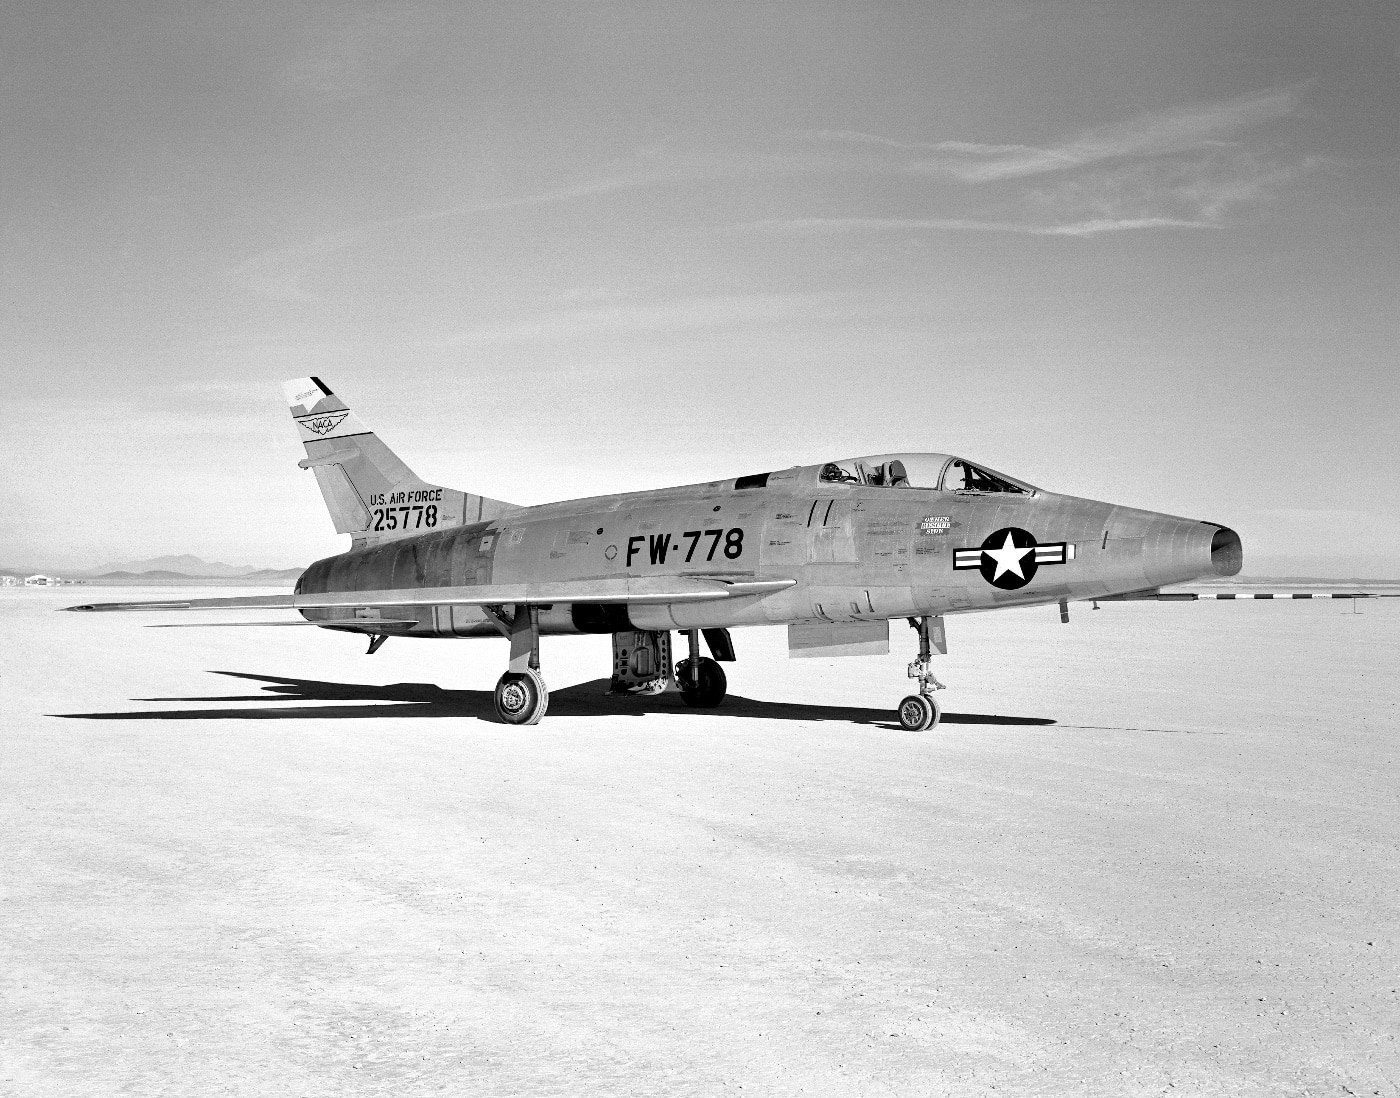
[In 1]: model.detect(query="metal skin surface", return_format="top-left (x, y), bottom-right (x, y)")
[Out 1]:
top-left (294, 466), bottom-right (1240, 641)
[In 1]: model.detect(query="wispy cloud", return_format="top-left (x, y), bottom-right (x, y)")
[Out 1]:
top-left (776, 86), bottom-right (1315, 237)
top-left (230, 147), bottom-right (762, 301)
top-left (235, 85), bottom-right (1315, 300)
top-left (747, 215), bottom-right (1211, 238)
top-left (801, 86), bottom-right (1304, 183)
top-left (1015, 147), bottom-right (1319, 233)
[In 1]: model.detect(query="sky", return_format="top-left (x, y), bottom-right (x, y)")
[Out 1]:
top-left (1, 1), bottom-right (1397, 576)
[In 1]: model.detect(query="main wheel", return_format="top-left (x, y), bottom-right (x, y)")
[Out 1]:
top-left (676, 657), bottom-right (727, 707)
top-left (494, 668), bottom-right (549, 725)
top-left (897, 693), bottom-right (940, 732)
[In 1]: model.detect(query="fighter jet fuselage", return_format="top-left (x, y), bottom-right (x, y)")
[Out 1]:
top-left (295, 462), bottom-right (1243, 640)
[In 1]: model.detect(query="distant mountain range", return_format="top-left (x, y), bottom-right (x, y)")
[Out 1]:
top-left (0, 555), bottom-right (304, 586)
top-left (92, 554), bottom-right (292, 578)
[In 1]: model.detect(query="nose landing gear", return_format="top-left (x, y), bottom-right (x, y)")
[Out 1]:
top-left (898, 615), bottom-right (945, 732)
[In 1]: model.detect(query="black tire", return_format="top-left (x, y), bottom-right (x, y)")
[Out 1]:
top-left (494, 668), bottom-right (548, 725)
top-left (898, 694), bottom-right (938, 732)
top-left (677, 657), bottom-right (727, 707)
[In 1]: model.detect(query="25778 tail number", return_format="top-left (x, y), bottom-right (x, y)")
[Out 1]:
top-left (372, 504), bottom-right (438, 532)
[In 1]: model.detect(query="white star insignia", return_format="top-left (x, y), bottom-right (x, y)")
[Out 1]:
top-left (981, 530), bottom-right (1033, 581)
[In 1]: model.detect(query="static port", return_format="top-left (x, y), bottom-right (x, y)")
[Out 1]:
top-left (1210, 525), bottom-right (1243, 577)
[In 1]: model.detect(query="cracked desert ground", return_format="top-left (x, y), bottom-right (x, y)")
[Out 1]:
top-left (2, 585), bottom-right (1397, 1097)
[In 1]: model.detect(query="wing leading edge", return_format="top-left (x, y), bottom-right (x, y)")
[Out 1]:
top-left (63, 576), bottom-right (795, 614)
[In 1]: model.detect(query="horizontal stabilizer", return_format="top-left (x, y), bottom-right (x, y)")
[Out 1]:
top-left (64, 577), bottom-right (795, 614)
top-left (65, 594), bottom-right (298, 612)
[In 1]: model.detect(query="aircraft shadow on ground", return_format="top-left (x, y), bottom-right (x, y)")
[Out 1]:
top-left (53, 671), bottom-right (1056, 728)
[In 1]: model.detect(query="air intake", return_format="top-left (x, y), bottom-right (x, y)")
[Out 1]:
top-left (1208, 525), bottom-right (1243, 577)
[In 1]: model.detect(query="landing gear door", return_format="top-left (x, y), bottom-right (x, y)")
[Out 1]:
top-left (609, 630), bottom-right (674, 695)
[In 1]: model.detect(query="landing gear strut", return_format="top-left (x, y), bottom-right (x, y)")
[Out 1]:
top-left (898, 615), bottom-right (945, 732)
top-left (676, 628), bottom-right (727, 708)
top-left (484, 604), bottom-right (549, 725)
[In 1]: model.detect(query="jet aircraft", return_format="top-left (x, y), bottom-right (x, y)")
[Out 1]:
top-left (70, 377), bottom-right (1250, 729)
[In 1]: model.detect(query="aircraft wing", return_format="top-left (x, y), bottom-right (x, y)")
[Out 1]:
top-left (63, 576), bottom-right (795, 614)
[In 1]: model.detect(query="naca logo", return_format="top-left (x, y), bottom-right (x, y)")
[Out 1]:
top-left (303, 413), bottom-right (349, 436)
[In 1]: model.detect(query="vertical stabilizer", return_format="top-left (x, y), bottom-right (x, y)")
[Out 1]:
top-left (283, 377), bottom-right (514, 546)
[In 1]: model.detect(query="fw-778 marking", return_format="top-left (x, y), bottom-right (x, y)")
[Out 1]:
top-left (627, 530), bottom-right (744, 567)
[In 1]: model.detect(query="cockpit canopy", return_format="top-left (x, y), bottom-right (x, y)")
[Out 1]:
top-left (817, 453), bottom-right (1034, 494)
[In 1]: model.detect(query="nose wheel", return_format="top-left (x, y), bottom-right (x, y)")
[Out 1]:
top-left (898, 692), bottom-right (940, 731)
top-left (898, 615), bottom-right (945, 731)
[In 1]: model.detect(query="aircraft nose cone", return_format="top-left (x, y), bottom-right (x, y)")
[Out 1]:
top-left (1144, 520), bottom-right (1243, 586)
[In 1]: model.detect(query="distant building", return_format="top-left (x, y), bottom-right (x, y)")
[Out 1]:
top-left (24, 574), bottom-right (57, 586)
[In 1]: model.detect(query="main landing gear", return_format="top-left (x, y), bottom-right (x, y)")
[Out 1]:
top-left (495, 668), bottom-right (547, 724)
top-left (898, 615), bottom-right (946, 732)
top-left (483, 604), bottom-right (549, 725)
top-left (611, 627), bottom-right (728, 708)
top-left (483, 611), bottom-right (733, 725)
top-left (676, 628), bottom-right (727, 708)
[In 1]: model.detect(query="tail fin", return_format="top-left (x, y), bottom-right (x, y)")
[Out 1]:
top-left (283, 377), bottom-right (514, 546)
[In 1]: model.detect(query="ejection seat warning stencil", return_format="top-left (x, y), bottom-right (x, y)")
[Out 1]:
top-left (953, 527), bottom-right (1075, 590)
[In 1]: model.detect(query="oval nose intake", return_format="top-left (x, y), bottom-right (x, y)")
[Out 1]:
top-left (1144, 518), bottom-right (1243, 587)
top-left (1209, 525), bottom-right (1243, 577)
